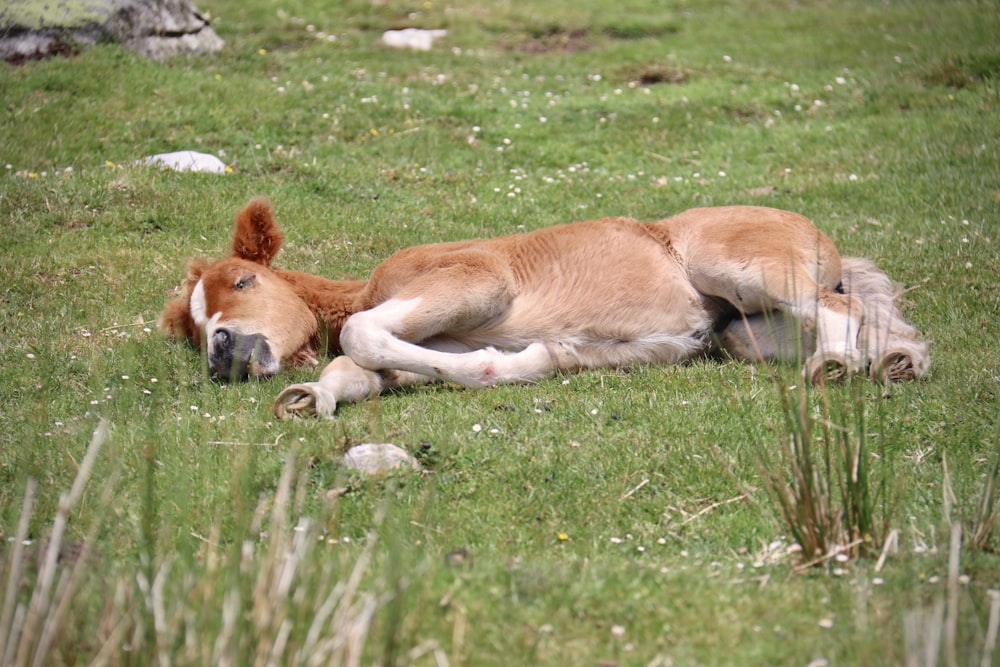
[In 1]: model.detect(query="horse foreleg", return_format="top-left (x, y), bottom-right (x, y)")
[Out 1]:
top-left (342, 299), bottom-right (562, 388)
top-left (794, 290), bottom-right (866, 383)
top-left (273, 356), bottom-right (432, 419)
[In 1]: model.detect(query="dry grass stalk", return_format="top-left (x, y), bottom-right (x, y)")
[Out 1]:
top-left (3, 438), bottom-right (393, 665)
top-left (899, 453), bottom-right (997, 667)
top-left (901, 520), bottom-right (991, 667)
top-left (971, 455), bottom-right (998, 551)
top-left (944, 522), bottom-right (962, 667)
top-left (760, 382), bottom-right (885, 566)
top-left (760, 387), bottom-right (831, 560)
top-left (0, 479), bottom-right (36, 666)
top-left (197, 451), bottom-right (386, 666)
top-left (904, 600), bottom-right (945, 667)
top-left (1, 419), bottom-right (108, 667)
top-left (983, 590), bottom-right (1000, 667)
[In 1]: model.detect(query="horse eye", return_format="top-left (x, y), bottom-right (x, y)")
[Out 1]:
top-left (235, 275), bottom-right (257, 290)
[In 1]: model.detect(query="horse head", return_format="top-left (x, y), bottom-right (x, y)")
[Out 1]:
top-left (159, 198), bottom-right (320, 380)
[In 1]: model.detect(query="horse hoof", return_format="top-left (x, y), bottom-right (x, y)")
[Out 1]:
top-left (274, 383), bottom-right (331, 419)
top-left (870, 351), bottom-right (917, 383)
top-left (806, 351), bottom-right (862, 385)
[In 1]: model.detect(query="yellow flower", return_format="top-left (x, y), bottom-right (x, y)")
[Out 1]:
top-left (258, 48), bottom-right (268, 55)
top-left (224, 166), bottom-right (234, 174)
top-left (105, 161), bottom-right (116, 169)
top-left (557, 533), bottom-right (569, 541)
top-left (370, 128), bottom-right (379, 136)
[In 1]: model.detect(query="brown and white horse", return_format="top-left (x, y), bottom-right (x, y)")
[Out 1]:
top-left (159, 198), bottom-right (929, 418)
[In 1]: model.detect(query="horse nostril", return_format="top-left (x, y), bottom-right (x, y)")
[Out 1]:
top-left (212, 328), bottom-right (232, 349)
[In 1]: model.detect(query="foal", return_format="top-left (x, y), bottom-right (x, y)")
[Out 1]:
top-left (160, 198), bottom-right (929, 417)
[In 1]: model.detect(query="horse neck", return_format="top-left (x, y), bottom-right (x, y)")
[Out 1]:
top-left (274, 269), bottom-right (368, 350)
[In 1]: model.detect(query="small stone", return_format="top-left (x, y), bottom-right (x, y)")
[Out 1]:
top-left (381, 28), bottom-right (447, 51)
top-left (341, 443), bottom-right (418, 474)
top-left (137, 150), bottom-right (228, 174)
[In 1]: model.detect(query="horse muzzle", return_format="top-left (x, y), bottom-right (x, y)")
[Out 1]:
top-left (208, 328), bottom-right (277, 381)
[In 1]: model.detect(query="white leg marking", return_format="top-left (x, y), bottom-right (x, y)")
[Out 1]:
top-left (340, 298), bottom-right (560, 388)
top-left (795, 301), bottom-right (864, 381)
top-left (814, 308), bottom-right (861, 359)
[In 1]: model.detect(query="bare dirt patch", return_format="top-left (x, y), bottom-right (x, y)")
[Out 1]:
top-left (632, 65), bottom-right (687, 86)
top-left (502, 27), bottom-right (593, 54)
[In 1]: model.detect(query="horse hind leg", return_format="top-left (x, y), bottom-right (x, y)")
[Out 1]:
top-left (715, 295), bottom-right (866, 384)
top-left (699, 266), bottom-right (866, 383)
top-left (840, 257), bottom-right (930, 382)
top-left (716, 310), bottom-right (814, 364)
top-left (798, 288), bottom-right (867, 384)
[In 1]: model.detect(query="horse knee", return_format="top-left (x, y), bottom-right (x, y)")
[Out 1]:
top-left (340, 312), bottom-right (387, 368)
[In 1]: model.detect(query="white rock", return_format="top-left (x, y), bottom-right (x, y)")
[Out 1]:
top-left (381, 28), bottom-right (447, 51)
top-left (137, 150), bottom-right (227, 174)
top-left (341, 443), bottom-right (418, 474)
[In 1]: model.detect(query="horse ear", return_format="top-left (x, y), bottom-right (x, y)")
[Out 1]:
top-left (158, 259), bottom-right (208, 344)
top-left (231, 197), bottom-right (284, 266)
top-left (159, 297), bottom-right (196, 342)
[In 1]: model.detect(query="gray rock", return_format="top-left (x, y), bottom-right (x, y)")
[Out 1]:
top-left (137, 150), bottom-right (228, 173)
top-left (341, 444), bottom-right (419, 475)
top-left (0, 0), bottom-right (223, 63)
top-left (381, 28), bottom-right (447, 52)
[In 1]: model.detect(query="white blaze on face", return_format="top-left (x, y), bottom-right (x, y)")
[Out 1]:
top-left (189, 279), bottom-right (223, 351)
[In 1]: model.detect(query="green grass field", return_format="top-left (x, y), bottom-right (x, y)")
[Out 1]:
top-left (2, 1), bottom-right (999, 664)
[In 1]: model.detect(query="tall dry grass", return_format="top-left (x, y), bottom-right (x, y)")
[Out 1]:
top-left (0, 421), bottom-right (406, 667)
top-left (759, 382), bottom-right (886, 566)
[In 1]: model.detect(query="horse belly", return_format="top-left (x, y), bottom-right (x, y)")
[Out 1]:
top-left (458, 271), bottom-right (714, 360)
